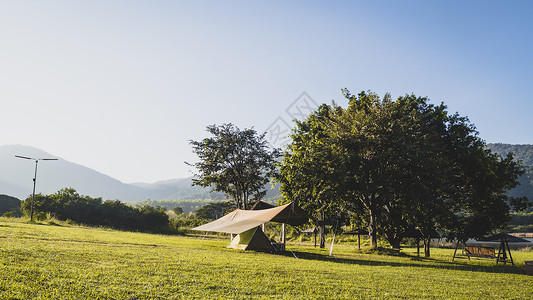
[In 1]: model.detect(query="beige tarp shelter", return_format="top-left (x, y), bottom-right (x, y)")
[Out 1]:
top-left (192, 202), bottom-right (309, 251)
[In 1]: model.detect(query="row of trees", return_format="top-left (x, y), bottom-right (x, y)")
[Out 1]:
top-left (189, 90), bottom-right (530, 256)
top-left (22, 188), bottom-right (170, 232)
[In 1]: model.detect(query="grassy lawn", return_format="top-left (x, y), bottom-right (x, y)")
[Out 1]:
top-left (1, 217), bottom-right (532, 299)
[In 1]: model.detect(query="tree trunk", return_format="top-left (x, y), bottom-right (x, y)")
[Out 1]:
top-left (423, 237), bottom-right (431, 257)
top-left (318, 210), bottom-right (326, 248)
top-left (389, 235), bottom-right (401, 250)
top-left (384, 225), bottom-right (401, 250)
top-left (368, 197), bottom-right (378, 249)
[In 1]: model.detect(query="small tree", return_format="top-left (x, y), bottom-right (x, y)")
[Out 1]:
top-left (188, 123), bottom-right (280, 210)
top-left (172, 206), bottom-right (184, 215)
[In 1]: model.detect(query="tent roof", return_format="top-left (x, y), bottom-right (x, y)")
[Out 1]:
top-left (250, 201), bottom-right (276, 210)
top-left (477, 233), bottom-right (531, 243)
top-left (192, 202), bottom-right (309, 234)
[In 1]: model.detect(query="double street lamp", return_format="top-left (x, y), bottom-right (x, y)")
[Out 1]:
top-left (15, 155), bottom-right (58, 221)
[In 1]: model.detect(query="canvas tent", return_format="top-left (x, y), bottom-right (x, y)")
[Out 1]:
top-left (192, 202), bottom-right (309, 251)
top-left (228, 227), bottom-right (277, 251)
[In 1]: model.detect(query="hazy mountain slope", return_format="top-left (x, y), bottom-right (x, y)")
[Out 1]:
top-left (131, 178), bottom-right (226, 200)
top-left (487, 143), bottom-right (533, 202)
top-left (0, 194), bottom-right (21, 215)
top-left (131, 177), bottom-right (280, 201)
top-left (487, 143), bottom-right (533, 165)
top-left (0, 145), bottom-right (228, 202)
top-left (0, 145), bottom-right (153, 201)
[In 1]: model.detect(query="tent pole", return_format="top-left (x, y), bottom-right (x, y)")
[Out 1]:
top-left (282, 223), bottom-right (286, 251)
top-left (330, 220), bottom-right (338, 256)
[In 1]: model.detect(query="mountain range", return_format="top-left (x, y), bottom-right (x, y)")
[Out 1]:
top-left (0, 145), bottom-right (225, 202)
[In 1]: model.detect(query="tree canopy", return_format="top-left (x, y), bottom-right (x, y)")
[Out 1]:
top-left (188, 123), bottom-right (280, 210)
top-left (278, 90), bottom-right (527, 254)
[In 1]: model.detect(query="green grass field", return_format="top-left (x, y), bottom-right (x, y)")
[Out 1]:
top-left (1, 217), bottom-right (532, 299)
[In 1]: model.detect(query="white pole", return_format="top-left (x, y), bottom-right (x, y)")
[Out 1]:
top-left (329, 232), bottom-right (336, 256)
top-left (329, 220), bottom-right (339, 256)
top-left (282, 223), bottom-right (286, 251)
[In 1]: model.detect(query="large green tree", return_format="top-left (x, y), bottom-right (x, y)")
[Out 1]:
top-left (278, 89), bottom-right (527, 253)
top-left (188, 123), bottom-right (280, 210)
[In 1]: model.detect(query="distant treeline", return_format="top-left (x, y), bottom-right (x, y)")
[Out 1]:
top-left (1, 190), bottom-right (280, 233)
top-left (130, 198), bottom-right (278, 213)
top-left (21, 188), bottom-right (170, 233)
top-left (508, 212), bottom-right (533, 232)
top-left (130, 199), bottom-right (227, 213)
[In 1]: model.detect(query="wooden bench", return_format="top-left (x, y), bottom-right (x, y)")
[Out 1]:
top-left (453, 241), bottom-right (514, 264)
top-left (465, 246), bottom-right (496, 259)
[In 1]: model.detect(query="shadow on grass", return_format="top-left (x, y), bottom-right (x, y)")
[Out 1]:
top-left (279, 250), bottom-right (527, 275)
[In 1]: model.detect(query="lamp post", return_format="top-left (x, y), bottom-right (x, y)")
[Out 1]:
top-left (15, 155), bottom-right (58, 221)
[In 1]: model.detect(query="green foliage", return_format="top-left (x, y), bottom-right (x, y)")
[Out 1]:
top-left (0, 194), bottom-right (22, 217)
top-left (2, 211), bottom-right (14, 218)
top-left (20, 188), bottom-right (170, 233)
top-left (130, 198), bottom-right (227, 213)
top-left (509, 212), bottom-right (533, 226)
top-left (169, 218), bottom-right (210, 233)
top-left (1, 218), bottom-right (532, 299)
top-left (189, 123), bottom-right (280, 210)
top-left (193, 201), bottom-right (234, 220)
top-left (172, 206), bottom-right (183, 215)
top-left (278, 90), bottom-right (526, 255)
top-left (276, 104), bottom-right (346, 248)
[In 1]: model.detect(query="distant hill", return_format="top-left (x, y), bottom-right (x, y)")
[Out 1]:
top-left (487, 143), bottom-right (533, 204)
top-left (0, 145), bottom-right (279, 203)
top-left (0, 194), bottom-right (22, 216)
top-left (486, 143), bottom-right (533, 166)
top-left (130, 178), bottom-right (226, 200)
top-left (0, 145), bottom-right (224, 202)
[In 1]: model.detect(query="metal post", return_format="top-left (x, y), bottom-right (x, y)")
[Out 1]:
top-left (30, 160), bottom-right (38, 221)
top-left (15, 155), bottom-right (58, 221)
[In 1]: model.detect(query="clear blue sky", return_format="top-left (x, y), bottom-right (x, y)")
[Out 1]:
top-left (1, 1), bottom-right (532, 183)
